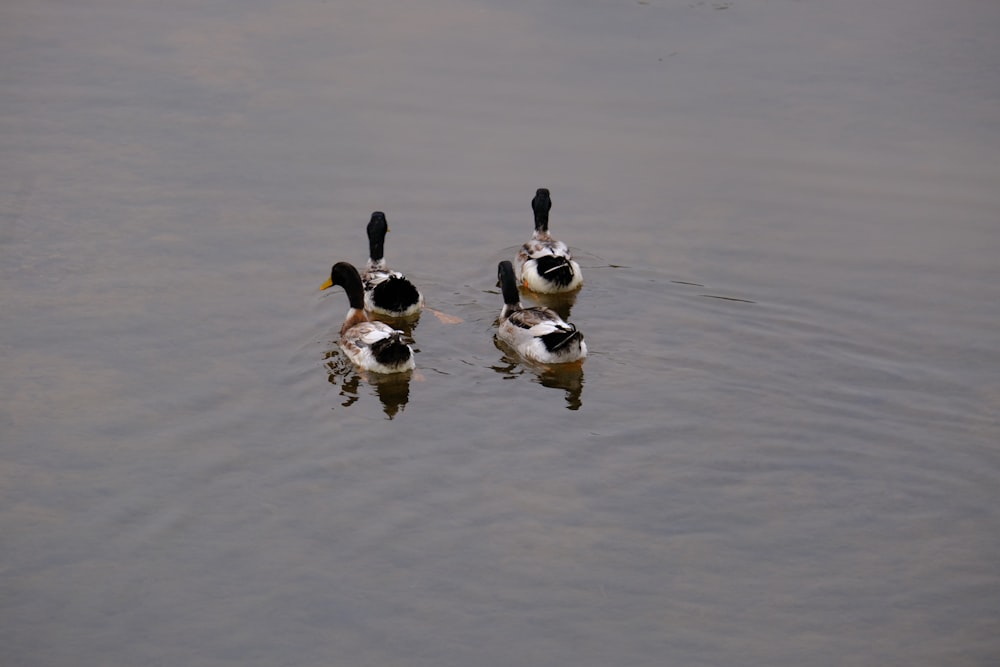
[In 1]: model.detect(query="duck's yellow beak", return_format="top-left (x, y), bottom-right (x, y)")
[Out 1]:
top-left (320, 277), bottom-right (333, 291)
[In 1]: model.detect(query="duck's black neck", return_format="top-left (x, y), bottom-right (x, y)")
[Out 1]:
top-left (498, 261), bottom-right (522, 308)
top-left (532, 188), bottom-right (551, 232)
top-left (367, 212), bottom-right (388, 262)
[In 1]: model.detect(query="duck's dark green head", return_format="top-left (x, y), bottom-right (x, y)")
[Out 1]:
top-left (531, 188), bottom-right (551, 232)
top-left (320, 261), bottom-right (366, 309)
top-left (367, 211), bottom-right (389, 261)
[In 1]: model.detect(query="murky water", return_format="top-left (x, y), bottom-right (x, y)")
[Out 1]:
top-left (3, 1), bottom-right (999, 665)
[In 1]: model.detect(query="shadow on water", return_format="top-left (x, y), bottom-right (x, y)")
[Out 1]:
top-left (491, 338), bottom-right (585, 411)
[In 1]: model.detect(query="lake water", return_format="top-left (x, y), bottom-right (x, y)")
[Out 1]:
top-left (2, 0), bottom-right (999, 665)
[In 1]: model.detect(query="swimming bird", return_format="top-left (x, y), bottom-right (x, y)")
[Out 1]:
top-left (321, 261), bottom-right (415, 373)
top-left (516, 188), bottom-right (582, 294)
top-left (496, 260), bottom-right (587, 364)
top-left (363, 212), bottom-right (424, 318)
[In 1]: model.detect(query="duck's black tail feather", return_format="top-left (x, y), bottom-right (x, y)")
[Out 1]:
top-left (540, 325), bottom-right (583, 353)
top-left (371, 335), bottom-right (412, 366)
top-left (373, 277), bottom-right (420, 313)
top-left (534, 255), bottom-right (575, 287)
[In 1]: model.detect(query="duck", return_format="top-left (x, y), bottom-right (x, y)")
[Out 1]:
top-left (363, 212), bottom-right (424, 318)
top-left (321, 261), bottom-right (415, 373)
top-left (496, 260), bottom-right (587, 364)
top-left (516, 188), bottom-right (583, 294)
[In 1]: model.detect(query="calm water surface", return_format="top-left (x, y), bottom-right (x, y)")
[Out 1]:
top-left (2, 1), bottom-right (999, 665)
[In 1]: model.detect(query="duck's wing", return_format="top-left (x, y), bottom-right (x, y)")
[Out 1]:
top-left (504, 308), bottom-right (583, 357)
top-left (347, 321), bottom-right (401, 346)
top-left (507, 307), bottom-right (568, 333)
top-left (363, 267), bottom-right (404, 288)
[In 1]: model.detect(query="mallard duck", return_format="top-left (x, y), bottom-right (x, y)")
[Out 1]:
top-left (363, 212), bottom-right (424, 317)
top-left (496, 260), bottom-right (587, 364)
top-left (321, 261), bottom-right (415, 373)
top-left (516, 188), bottom-right (582, 294)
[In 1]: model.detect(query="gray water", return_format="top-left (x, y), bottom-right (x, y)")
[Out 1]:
top-left (2, 1), bottom-right (999, 665)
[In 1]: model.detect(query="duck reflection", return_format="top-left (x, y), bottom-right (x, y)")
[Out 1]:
top-left (519, 288), bottom-right (578, 321)
top-left (369, 310), bottom-right (421, 338)
top-left (323, 347), bottom-right (412, 419)
top-left (491, 339), bottom-right (585, 411)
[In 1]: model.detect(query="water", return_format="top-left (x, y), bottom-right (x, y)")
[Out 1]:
top-left (2, 0), bottom-right (999, 665)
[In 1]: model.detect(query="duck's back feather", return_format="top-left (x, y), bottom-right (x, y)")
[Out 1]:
top-left (517, 235), bottom-right (581, 293)
top-left (341, 320), bottom-right (414, 373)
top-left (500, 307), bottom-right (586, 363)
top-left (363, 268), bottom-right (423, 317)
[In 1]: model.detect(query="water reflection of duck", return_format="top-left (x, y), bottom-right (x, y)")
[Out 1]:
top-left (369, 372), bottom-right (412, 418)
top-left (320, 261), bottom-right (415, 374)
top-left (517, 188), bottom-right (582, 294)
top-left (491, 339), bottom-right (584, 411)
top-left (496, 260), bottom-right (587, 364)
top-left (521, 288), bottom-right (578, 321)
top-left (324, 350), bottom-right (412, 419)
top-left (363, 212), bottom-right (424, 318)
